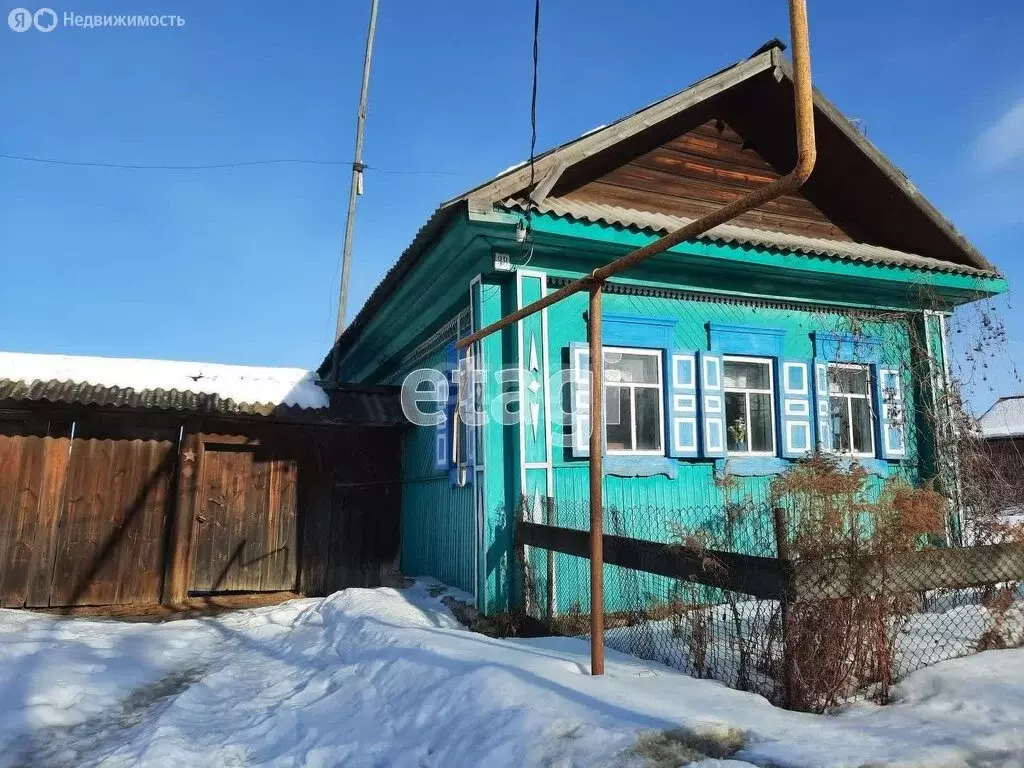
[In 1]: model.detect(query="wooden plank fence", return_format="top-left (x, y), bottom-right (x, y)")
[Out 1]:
top-left (0, 409), bottom-right (402, 610)
top-left (517, 516), bottom-right (1024, 605)
top-left (517, 520), bottom-right (787, 600)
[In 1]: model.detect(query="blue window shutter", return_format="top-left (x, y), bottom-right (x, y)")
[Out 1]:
top-left (777, 359), bottom-right (813, 458)
top-left (698, 351), bottom-right (725, 458)
top-left (874, 365), bottom-right (906, 460)
top-left (667, 352), bottom-right (699, 457)
top-left (434, 344), bottom-right (453, 472)
top-left (570, 342), bottom-right (591, 458)
top-left (812, 359), bottom-right (833, 451)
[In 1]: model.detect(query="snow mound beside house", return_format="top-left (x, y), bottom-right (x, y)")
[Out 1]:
top-left (1, 581), bottom-right (1023, 767)
top-left (0, 351), bottom-right (328, 409)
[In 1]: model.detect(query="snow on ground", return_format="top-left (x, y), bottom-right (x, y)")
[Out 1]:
top-left (0, 351), bottom-right (328, 409)
top-left (1, 580), bottom-right (1023, 768)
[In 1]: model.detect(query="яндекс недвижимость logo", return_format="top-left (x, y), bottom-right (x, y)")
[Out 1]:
top-left (7, 9), bottom-right (184, 31)
top-left (8, 8), bottom-right (56, 32)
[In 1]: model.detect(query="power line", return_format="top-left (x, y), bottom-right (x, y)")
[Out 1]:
top-left (516, 0), bottom-right (541, 269)
top-left (0, 152), bottom-right (468, 176)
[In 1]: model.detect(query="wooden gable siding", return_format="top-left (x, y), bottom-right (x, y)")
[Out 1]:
top-left (561, 119), bottom-right (852, 242)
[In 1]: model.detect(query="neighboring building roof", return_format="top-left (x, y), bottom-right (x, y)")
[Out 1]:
top-left (979, 396), bottom-right (1024, 439)
top-left (0, 352), bottom-right (405, 425)
top-left (327, 41), bottom-right (999, 370)
top-left (501, 198), bottom-right (995, 277)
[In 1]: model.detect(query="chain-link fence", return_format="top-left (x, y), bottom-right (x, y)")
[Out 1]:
top-left (516, 489), bottom-right (1024, 712)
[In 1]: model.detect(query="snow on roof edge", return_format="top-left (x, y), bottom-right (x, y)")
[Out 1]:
top-left (979, 395), bottom-right (1024, 439)
top-left (0, 351), bottom-right (329, 410)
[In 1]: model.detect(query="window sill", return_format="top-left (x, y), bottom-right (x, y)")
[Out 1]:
top-left (836, 456), bottom-right (894, 476)
top-left (714, 456), bottom-right (789, 477)
top-left (605, 455), bottom-right (677, 479)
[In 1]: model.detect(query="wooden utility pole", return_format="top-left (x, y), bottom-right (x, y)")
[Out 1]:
top-left (335, 0), bottom-right (380, 339)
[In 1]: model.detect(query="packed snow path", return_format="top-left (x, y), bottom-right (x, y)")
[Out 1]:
top-left (0, 581), bottom-right (1022, 767)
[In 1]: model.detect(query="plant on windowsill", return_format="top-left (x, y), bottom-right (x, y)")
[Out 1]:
top-left (728, 417), bottom-right (747, 453)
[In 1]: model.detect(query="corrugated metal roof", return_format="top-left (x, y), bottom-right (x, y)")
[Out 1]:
top-left (0, 378), bottom-right (406, 426)
top-left (979, 396), bottom-right (1024, 439)
top-left (500, 198), bottom-right (999, 278)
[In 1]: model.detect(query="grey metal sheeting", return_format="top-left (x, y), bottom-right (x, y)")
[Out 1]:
top-left (0, 378), bottom-right (407, 426)
top-left (501, 198), bottom-right (999, 278)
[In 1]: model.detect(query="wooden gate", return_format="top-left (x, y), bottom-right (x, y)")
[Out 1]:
top-left (188, 440), bottom-right (298, 594)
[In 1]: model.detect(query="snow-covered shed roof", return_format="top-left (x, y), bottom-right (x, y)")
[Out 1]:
top-left (0, 352), bottom-right (407, 425)
top-left (0, 351), bottom-right (329, 411)
top-left (978, 396), bottom-right (1024, 439)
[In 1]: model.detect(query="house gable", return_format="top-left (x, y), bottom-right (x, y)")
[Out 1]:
top-left (464, 45), bottom-right (992, 272)
top-left (559, 117), bottom-right (852, 242)
top-left (326, 42), bottom-right (1001, 377)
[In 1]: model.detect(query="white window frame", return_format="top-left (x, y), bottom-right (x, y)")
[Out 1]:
top-left (603, 346), bottom-right (665, 456)
top-left (827, 362), bottom-right (875, 458)
top-left (722, 355), bottom-right (777, 457)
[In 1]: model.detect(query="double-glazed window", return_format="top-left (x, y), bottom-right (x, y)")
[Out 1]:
top-left (723, 356), bottom-right (776, 455)
top-left (603, 347), bottom-right (664, 455)
top-left (828, 363), bottom-right (874, 456)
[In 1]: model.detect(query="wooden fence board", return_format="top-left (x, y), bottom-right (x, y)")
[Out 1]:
top-left (1, 431), bottom-right (44, 607)
top-left (264, 453), bottom-right (298, 591)
top-left (792, 542), bottom-right (1024, 601)
top-left (47, 425), bottom-right (177, 607)
top-left (163, 429), bottom-right (201, 604)
top-left (26, 430), bottom-right (71, 607)
top-left (517, 521), bottom-right (788, 600)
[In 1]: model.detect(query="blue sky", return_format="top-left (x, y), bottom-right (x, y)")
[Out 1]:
top-left (1, 1), bottom-right (1021, 410)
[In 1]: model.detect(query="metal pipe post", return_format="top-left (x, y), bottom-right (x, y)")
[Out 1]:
top-left (588, 282), bottom-right (605, 675)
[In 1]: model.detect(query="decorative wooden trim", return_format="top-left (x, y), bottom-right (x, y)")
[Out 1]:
top-left (547, 276), bottom-right (910, 320)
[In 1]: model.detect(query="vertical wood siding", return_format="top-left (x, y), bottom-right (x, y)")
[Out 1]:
top-left (0, 411), bottom-right (402, 609)
top-left (396, 339), bottom-right (478, 595)
top-left (47, 420), bottom-right (178, 607)
top-left (0, 416), bottom-right (71, 607)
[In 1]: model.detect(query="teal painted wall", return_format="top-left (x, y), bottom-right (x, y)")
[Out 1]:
top-left (482, 279), bottom-right (924, 614)
top-left (393, 333), bottom-right (478, 595)
top-left (331, 212), bottom-right (999, 615)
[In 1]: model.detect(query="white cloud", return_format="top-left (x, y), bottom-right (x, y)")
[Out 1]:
top-left (975, 100), bottom-right (1024, 170)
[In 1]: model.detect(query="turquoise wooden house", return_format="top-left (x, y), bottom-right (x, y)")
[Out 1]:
top-left (320, 43), bottom-right (1006, 615)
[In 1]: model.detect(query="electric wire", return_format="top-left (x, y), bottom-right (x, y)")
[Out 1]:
top-left (0, 152), bottom-right (467, 176)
